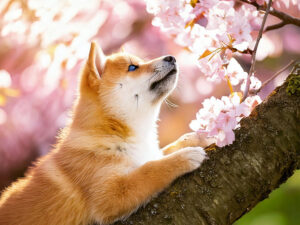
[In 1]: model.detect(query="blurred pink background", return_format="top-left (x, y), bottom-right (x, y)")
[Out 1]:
top-left (0, 0), bottom-right (299, 191)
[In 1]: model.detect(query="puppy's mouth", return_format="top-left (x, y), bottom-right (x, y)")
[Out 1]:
top-left (149, 68), bottom-right (177, 91)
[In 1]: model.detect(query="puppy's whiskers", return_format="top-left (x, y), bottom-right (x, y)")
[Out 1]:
top-left (164, 98), bottom-right (178, 109)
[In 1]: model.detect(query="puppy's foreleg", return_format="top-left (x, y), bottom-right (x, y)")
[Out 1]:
top-left (92, 147), bottom-right (207, 224)
top-left (162, 132), bottom-right (215, 155)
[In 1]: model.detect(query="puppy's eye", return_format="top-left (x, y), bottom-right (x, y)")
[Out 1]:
top-left (128, 65), bottom-right (138, 72)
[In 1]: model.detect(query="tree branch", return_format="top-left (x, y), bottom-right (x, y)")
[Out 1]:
top-left (113, 64), bottom-right (300, 225)
top-left (268, 7), bottom-right (300, 27)
top-left (242, 0), bottom-right (272, 101)
top-left (265, 21), bottom-right (286, 32)
top-left (250, 60), bottom-right (297, 95)
top-left (239, 0), bottom-right (300, 28)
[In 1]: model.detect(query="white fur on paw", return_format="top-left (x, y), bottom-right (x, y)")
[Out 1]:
top-left (178, 147), bottom-right (207, 171)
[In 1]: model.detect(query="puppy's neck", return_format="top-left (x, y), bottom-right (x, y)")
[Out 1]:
top-left (63, 96), bottom-right (160, 150)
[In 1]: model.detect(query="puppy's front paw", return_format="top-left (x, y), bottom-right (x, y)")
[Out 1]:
top-left (176, 147), bottom-right (207, 172)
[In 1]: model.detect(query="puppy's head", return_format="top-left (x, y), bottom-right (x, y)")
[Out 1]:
top-left (79, 42), bottom-right (178, 122)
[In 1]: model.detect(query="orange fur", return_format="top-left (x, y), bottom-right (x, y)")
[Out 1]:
top-left (0, 42), bottom-right (206, 225)
top-left (162, 132), bottom-right (215, 155)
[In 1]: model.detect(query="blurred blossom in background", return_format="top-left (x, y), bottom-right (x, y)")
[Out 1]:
top-left (0, 0), bottom-right (299, 224)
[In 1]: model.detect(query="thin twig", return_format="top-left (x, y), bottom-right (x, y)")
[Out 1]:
top-left (265, 21), bottom-right (286, 32)
top-left (250, 60), bottom-right (297, 95)
top-left (269, 8), bottom-right (300, 27)
top-left (242, 0), bottom-right (273, 101)
top-left (239, 0), bottom-right (300, 28)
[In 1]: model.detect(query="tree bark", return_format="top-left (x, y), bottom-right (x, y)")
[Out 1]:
top-left (114, 63), bottom-right (300, 225)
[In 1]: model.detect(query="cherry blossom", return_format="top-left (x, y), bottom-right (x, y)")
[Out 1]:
top-left (241, 75), bottom-right (262, 92)
top-left (226, 58), bottom-right (248, 86)
top-left (146, 0), bottom-right (292, 146)
top-left (190, 93), bottom-right (262, 147)
top-left (146, 0), bottom-right (263, 81)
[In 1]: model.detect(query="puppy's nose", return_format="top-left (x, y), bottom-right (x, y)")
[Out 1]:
top-left (163, 56), bottom-right (176, 64)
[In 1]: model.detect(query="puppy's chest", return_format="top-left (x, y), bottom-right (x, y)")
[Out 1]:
top-left (116, 140), bottom-right (162, 166)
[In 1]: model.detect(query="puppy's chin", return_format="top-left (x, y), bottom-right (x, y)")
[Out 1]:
top-left (149, 69), bottom-right (178, 103)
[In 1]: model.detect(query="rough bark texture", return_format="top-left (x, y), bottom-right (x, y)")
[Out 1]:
top-left (114, 64), bottom-right (300, 225)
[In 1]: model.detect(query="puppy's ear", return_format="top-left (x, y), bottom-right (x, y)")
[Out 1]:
top-left (80, 41), bottom-right (106, 94)
top-left (88, 41), bottom-right (106, 79)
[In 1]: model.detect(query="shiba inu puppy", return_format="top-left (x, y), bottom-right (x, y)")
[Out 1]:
top-left (0, 42), bottom-right (207, 225)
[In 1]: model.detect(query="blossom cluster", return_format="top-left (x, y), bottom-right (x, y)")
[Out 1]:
top-left (146, 0), bottom-right (273, 146)
top-left (190, 93), bottom-right (261, 147)
top-left (147, 0), bottom-right (262, 83)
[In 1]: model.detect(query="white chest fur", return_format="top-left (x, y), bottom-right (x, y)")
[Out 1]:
top-left (122, 132), bottom-right (163, 166)
top-left (125, 139), bottom-right (162, 166)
